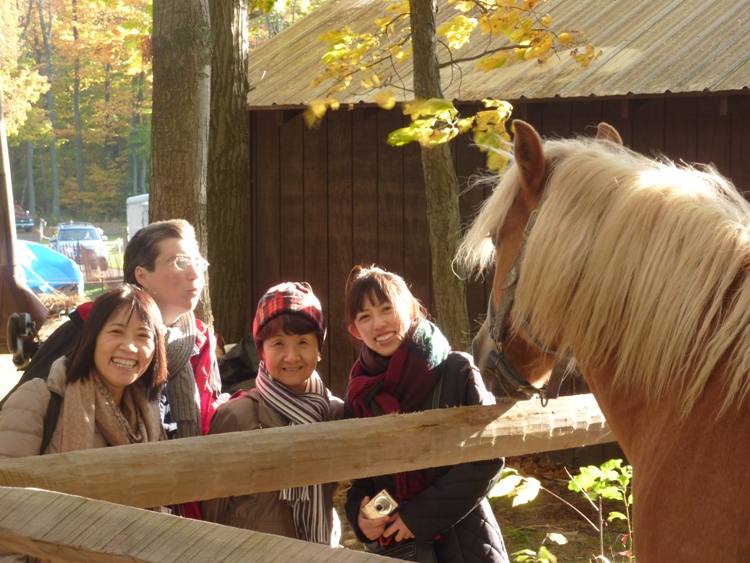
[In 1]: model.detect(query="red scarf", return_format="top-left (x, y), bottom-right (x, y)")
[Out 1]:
top-left (189, 318), bottom-right (222, 435)
top-left (346, 320), bottom-right (450, 500)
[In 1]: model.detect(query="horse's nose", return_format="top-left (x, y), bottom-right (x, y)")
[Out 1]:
top-left (471, 321), bottom-right (503, 396)
top-left (471, 321), bottom-right (490, 366)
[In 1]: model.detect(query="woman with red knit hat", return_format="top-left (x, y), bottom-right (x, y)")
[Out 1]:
top-left (200, 282), bottom-right (343, 547)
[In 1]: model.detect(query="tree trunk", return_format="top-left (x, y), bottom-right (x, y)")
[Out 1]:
top-left (103, 65), bottom-right (112, 167)
top-left (38, 0), bottom-right (59, 217)
top-left (0, 91), bottom-right (47, 342)
top-left (151, 0), bottom-right (213, 325)
top-left (410, 0), bottom-right (470, 349)
top-left (73, 0), bottom-right (84, 192)
top-left (207, 0), bottom-right (250, 345)
top-left (25, 142), bottom-right (35, 218)
top-left (39, 148), bottom-right (48, 214)
top-left (140, 157), bottom-right (148, 193)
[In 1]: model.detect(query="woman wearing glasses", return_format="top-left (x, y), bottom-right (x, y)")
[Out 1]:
top-left (2, 220), bottom-right (226, 474)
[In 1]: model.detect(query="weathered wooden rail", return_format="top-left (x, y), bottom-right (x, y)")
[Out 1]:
top-left (0, 394), bottom-right (612, 561)
top-left (0, 487), bottom-right (390, 562)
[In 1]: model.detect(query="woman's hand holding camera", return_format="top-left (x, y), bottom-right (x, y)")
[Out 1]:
top-left (382, 513), bottom-right (415, 542)
top-left (358, 496), bottom-right (390, 540)
top-left (358, 496), bottom-right (415, 542)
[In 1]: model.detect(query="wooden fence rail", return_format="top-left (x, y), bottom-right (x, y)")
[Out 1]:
top-left (0, 395), bottom-right (612, 509)
top-left (0, 487), bottom-right (392, 562)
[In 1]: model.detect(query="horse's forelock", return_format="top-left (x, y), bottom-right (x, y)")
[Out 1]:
top-left (456, 157), bottom-right (523, 277)
top-left (513, 137), bottom-right (750, 417)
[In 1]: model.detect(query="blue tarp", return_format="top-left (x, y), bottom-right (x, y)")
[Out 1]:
top-left (16, 240), bottom-right (84, 295)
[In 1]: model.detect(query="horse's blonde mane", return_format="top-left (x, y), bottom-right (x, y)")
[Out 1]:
top-left (460, 136), bottom-right (750, 416)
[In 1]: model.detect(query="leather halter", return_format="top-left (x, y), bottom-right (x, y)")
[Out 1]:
top-left (484, 192), bottom-right (572, 405)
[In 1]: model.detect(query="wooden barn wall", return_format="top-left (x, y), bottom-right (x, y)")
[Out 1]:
top-left (248, 94), bottom-right (750, 400)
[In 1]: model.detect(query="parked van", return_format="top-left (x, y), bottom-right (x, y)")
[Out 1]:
top-left (126, 194), bottom-right (149, 241)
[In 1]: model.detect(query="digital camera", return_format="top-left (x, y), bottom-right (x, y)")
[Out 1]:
top-left (361, 489), bottom-right (398, 520)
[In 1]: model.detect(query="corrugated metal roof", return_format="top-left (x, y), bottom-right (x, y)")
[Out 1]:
top-left (247, 0), bottom-right (750, 107)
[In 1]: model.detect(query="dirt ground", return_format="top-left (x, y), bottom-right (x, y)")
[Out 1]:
top-left (0, 337), bottom-right (627, 563)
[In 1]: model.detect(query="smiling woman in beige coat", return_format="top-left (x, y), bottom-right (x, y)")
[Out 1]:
top-left (0, 285), bottom-right (167, 563)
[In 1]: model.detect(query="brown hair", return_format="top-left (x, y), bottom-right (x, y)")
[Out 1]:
top-left (65, 284), bottom-right (168, 400)
top-left (123, 219), bottom-right (196, 285)
top-left (255, 314), bottom-right (326, 356)
top-left (344, 265), bottom-right (427, 327)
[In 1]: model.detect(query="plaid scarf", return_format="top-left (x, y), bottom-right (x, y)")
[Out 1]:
top-left (345, 319), bottom-right (450, 500)
top-left (255, 361), bottom-right (332, 544)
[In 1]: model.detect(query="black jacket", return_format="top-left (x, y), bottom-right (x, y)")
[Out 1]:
top-left (345, 351), bottom-right (509, 563)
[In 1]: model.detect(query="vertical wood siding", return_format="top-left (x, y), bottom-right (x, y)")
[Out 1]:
top-left (249, 94), bottom-right (749, 400)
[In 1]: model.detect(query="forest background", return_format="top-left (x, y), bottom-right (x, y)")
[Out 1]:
top-left (1, 0), bottom-right (312, 223)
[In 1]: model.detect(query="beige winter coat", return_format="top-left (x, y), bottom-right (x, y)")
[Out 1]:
top-left (0, 357), bottom-right (108, 460)
top-left (199, 388), bottom-right (344, 546)
top-left (0, 358), bottom-right (99, 563)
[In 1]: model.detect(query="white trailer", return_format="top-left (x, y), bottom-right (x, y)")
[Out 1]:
top-left (126, 194), bottom-right (149, 241)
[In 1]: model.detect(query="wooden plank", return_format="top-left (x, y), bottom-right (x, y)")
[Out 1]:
top-left (0, 487), bottom-right (387, 563)
top-left (541, 102), bottom-right (572, 138)
top-left (246, 113), bottom-right (258, 334)
top-left (730, 96), bottom-right (750, 192)
top-left (253, 111), bottom-right (282, 307)
top-left (664, 97), bottom-right (698, 164)
top-left (454, 106), bottom-right (488, 339)
top-left (279, 111), bottom-right (305, 282)
top-left (351, 109), bottom-right (379, 265)
top-left (0, 395), bottom-right (612, 509)
top-left (303, 114), bottom-right (330, 377)
top-left (523, 103), bottom-right (544, 133)
top-left (697, 96), bottom-right (731, 178)
top-left (571, 100), bottom-right (602, 137)
top-left (402, 142), bottom-right (431, 316)
top-left (600, 99), bottom-right (632, 147)
top-left (631, 98), bottom-right (665, 158)
top-left (327, 109), bottom-right (354, 396)
top-left (376, 110), bottom-right (405, 274)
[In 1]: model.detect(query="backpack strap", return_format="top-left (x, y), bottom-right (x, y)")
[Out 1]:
top-left (41, 391), bottom-right (62, 455)
top-left (430, 360), bottom-right (446, 410)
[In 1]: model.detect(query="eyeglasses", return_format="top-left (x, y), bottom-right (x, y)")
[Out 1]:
top-left (157, 254), bottom-right (210, 273)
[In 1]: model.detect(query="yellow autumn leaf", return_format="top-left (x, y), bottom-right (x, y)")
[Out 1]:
top-left (374, 90), bottom-right (397, 110)
top-left (482, 99), bottom-right (513, 114)
top-left (437, 16), bottom-right (478, 50)
top-left (540, 14), bottom-right (551, 27)
top-left (455, 1), bottom-right (474, 12)
top-left (308, 98), bottom-right (328, 119)
top-left (475, 52), bottom-right (510, 72)
top-left (457, 117), bottom-right (474, 133)
top-left (374, 17), bottom-right (395, 29)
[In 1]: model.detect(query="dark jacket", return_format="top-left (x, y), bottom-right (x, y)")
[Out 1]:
top-left (345, 351), bottom-right (509, 563)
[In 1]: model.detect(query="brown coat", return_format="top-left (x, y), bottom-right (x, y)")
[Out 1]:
top-left (199, 387), bottom-right (344, 545)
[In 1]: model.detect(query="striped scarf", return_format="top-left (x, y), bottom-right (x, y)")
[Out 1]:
top-left (254, 361), bottom-right (331, 544)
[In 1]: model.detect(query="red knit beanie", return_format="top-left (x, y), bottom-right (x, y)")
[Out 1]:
top-left (252, 282), bottom-right (327, 349)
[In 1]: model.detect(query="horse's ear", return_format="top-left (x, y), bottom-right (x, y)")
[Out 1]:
top-left (595, 122), bottom-right (623, 146)
top-left (512, 120), bottom-right (546, 198)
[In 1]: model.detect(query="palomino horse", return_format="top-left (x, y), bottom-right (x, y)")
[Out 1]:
top-left (457, 120), bottom-right (750, 561)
